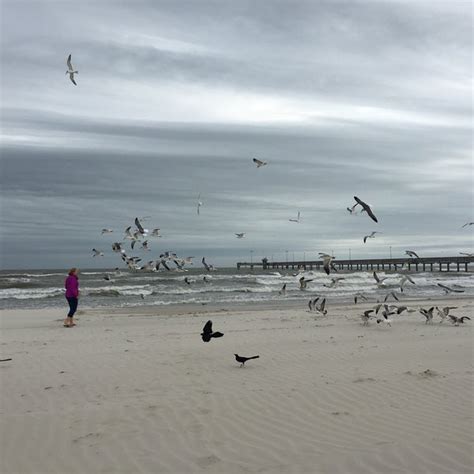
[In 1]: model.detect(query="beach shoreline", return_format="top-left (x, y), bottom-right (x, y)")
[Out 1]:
top-left (1, 297), bottom-right (473, 473)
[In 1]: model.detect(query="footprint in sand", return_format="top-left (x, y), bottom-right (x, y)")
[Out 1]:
top-left (197, 455), bottom-right (221, 468)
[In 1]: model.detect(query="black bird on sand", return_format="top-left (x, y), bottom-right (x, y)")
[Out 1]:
top-left (234, 354), bottom-right (260, 367)
top-left (201, 320), bottom-right (224, 342)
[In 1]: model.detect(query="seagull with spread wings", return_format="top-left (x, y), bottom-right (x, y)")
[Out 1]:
top-left (66, 54), bottom-right (78, 85)
top-left (353, 196), bottom-right (378, 223)
top-left (252, 158), bottom-right (267, 168)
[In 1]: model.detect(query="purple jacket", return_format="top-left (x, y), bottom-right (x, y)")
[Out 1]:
top-left (65, 275), bottom-right (79, 298)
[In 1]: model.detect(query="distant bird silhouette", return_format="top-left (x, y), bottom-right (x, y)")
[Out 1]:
top-left (201, 320), bottom-right (224, 342)
top-left (234, 354), bottom-right (259, 367)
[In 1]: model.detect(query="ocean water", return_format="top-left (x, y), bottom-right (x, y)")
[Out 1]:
top-left (1, 267), bottom-right (474, 310)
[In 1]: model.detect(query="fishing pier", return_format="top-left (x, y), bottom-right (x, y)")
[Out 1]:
top-left (236, 256), bottom-right (474, 272)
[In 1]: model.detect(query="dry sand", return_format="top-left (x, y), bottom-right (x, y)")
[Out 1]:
top-left (1, 298), bottom-right (473, 473)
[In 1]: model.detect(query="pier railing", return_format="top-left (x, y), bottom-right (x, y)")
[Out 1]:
top-left (236, 256), bottom-right (474, 272)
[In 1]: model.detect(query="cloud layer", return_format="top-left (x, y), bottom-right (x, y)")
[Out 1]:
top-left (1, 0), bottom-right (472, 269)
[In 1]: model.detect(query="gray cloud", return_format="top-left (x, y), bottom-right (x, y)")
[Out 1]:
top-left (1, 0), bottom-right (472, 269)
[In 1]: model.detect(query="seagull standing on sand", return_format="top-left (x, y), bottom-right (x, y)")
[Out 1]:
top-left (363, 231), bottom-right (380, 243)
top-left (234, 354), bottom-right (259, 367)
top-left (252, 158), bottom-right (267, 168)
top-left (353, 196), bottom-right (378, 223)
top-left (361, 310), bottom-right (374, 326)
top-left (289, 211), bottom-right (301, 223)
top-left (436, 306), bottom-right (457, 323)
top-left (66, 54), bottom-right (78, 85)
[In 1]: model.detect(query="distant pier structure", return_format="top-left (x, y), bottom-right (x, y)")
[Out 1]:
top-left (237, 256), bottom-right (474, 272)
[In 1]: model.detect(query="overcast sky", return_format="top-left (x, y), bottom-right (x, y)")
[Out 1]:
top-left (1, 0), bottom-right (472, 269)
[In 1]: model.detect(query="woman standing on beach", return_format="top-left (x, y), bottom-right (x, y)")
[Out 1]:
top-left (64, 268), bottom-right (79, 327)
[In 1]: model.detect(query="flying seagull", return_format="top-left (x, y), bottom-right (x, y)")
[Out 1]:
top-left (384, 291), bottom-right (400, 302)
top-left (419, 307), bottom-right (435, 324)
top-left (279, 283), bottom-right (287, 295)
top-left (323, 277), bottom-right (345, 288)
top-left (354, 293), bottom-right (369, 304)
top-left (101, 228), bottom-right (113, 234)
top-left (112, 242), bottom-right (124, 253)
top-left (151, 228), bottom-right (162, 237)
top-left (201, 320), bottom-right (224, 342)
top-left (134, 217), bottom-right (148, 236)
top-left (299, 276), bottom-right (313, 290)
top-left (346, 203), bottom-right (359, 215)
top-left (289, 211), bottom-right (301, 223)
top-left (197, 194), bottom-right (203, 215)
top-left (373, 271), bottom-right (387, 287)
top-left (66, 54), bottom-right (78, 85)
top-left (252, 158), bottom-right (267, 168)
top-left (363, 231), bottom-right (380, 243)
top-left (92, 248), bottom-right (104, 257)
top-left (202, 257), bottom-right (215, 272)
top-left (353, 196), bottom-right (378, 223)
top-left (319, 253), bottom-right (336, 275)
top-left (405, 250), bottom-right (420, 258)
top-left (448, 315), bottom-right (471, 326)
top-left (235, 233), bottom-right (246, 239)
top-left (399, 274), bottom-right (416, 292)
top-left (461, 222), bottom-right (474, 228)
top-left (459, 252), bottom-right (474, 257)
top-left (234, 354), bottom-right (259, 367)
top-left (437, 283), bottom-right (464, 294)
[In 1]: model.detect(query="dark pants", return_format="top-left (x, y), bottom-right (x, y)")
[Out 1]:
top-left (66, 297), bottom-right (78, 317)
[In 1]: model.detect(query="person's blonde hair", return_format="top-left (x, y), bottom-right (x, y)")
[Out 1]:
top-left (68, 268), bottom-right (77, 276)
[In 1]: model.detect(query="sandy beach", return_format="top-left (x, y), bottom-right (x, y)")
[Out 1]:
top-left (1, 298), bottom-right (473, 474)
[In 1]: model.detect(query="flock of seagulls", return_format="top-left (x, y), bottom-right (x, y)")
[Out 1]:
top-left (358, 302), bottom-right (470, 327)
top-left (69, 54), bottom-right (471, 337)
